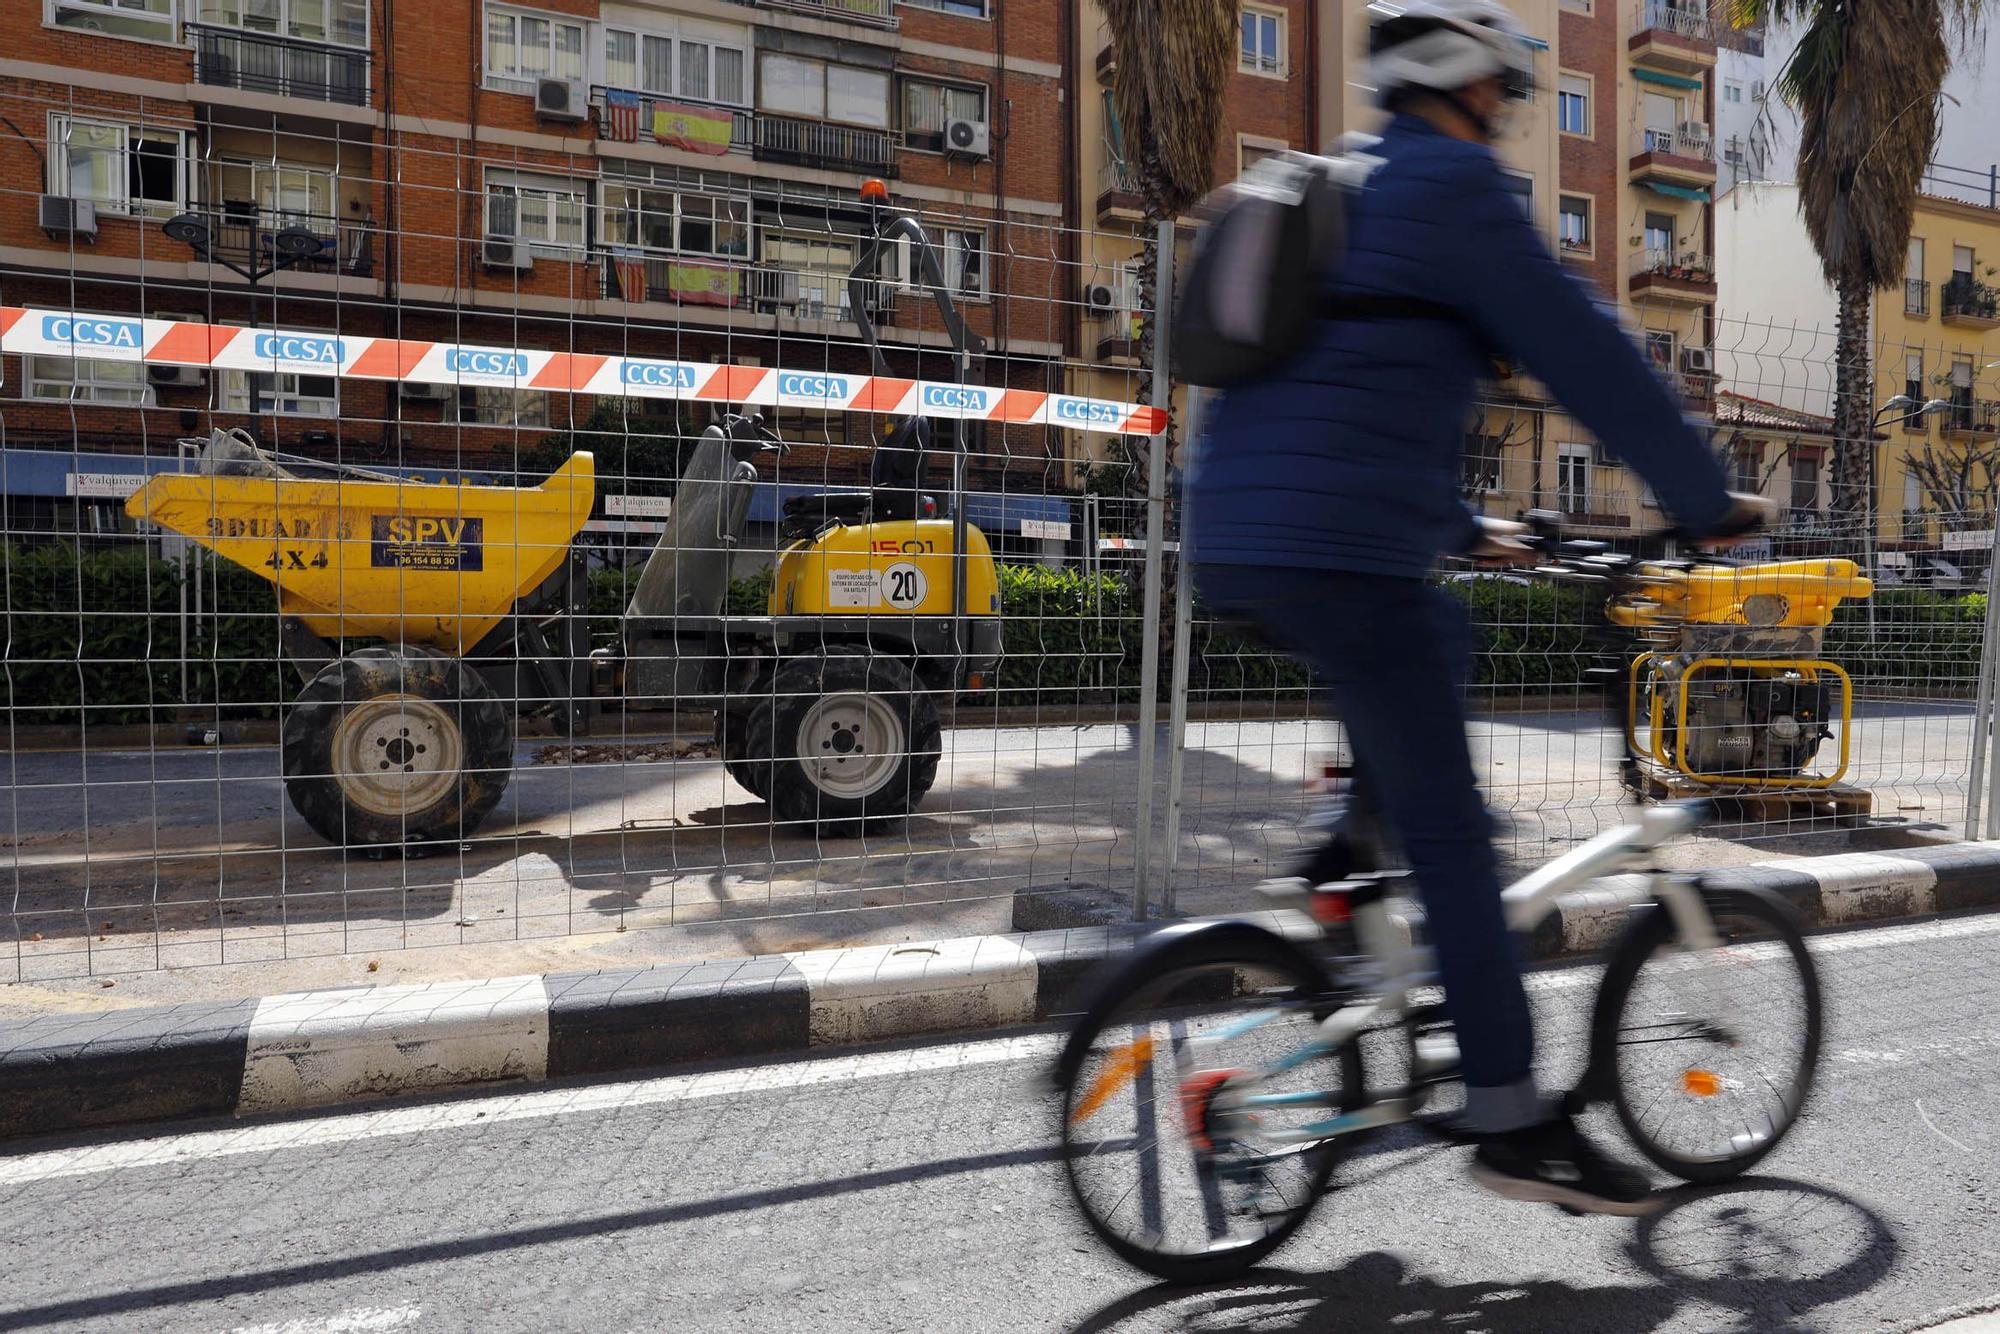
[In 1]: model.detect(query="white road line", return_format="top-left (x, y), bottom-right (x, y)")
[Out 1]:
top-left (227, 1305), bottom-right (422, 1334)
top-left (1, 909), bottom-right (1993, 1187)
top-left (0, 1033), bottom-right (1062, 1187)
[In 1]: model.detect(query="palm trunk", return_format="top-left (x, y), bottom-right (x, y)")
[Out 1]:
top-left (1830, 274), bottom-right (1873, 526)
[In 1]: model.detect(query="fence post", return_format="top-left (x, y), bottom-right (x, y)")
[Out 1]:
top-left (1967, 521), bottom-right (2000, 837)
top-left (1131, 218), bottom-right (1176, 921)
top-left (1161, 386), bottom-right (1202, 918)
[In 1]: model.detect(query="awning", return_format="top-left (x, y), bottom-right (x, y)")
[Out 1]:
top-left (1521, 34), bottom-right (1550, 50)
top-left (1644, 181), bottom-right (1712, 202)
top-left (1632, 67), bottom-right (1704, 90)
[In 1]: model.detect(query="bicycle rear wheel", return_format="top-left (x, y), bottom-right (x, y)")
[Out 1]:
top-left (1591, 886), bottom-right (1821, 1183)
top-left (1057, 931), bottom-right (1363, 1284)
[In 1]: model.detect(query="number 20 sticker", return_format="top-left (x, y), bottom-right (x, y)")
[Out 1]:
top-left (882, 561), bottom-right (928, 609)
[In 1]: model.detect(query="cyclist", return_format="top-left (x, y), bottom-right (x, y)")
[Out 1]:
top-left (1189, 0), bottom-right (1767, 1215)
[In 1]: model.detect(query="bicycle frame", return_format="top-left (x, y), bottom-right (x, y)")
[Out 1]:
top-left (1195, 801), bottom-right (1719, 1148)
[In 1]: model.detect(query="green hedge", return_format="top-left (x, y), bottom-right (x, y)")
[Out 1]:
top-left (9, 543), bottom-right (1977, 727)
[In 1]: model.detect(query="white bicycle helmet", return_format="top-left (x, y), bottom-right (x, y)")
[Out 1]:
top-left (1366, 0), bottom-right (1537, 105)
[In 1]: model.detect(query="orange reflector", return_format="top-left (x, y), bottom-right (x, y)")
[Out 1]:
top-left (1683, 1069), bottom-right (1722, 1097)
top-left (1070, 1035), bottom-right (1155, 1125)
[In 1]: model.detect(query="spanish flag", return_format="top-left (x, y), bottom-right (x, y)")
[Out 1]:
top-left (652, 102), bottom-right (733, 156)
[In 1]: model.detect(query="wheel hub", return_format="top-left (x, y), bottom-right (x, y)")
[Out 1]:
top-left (330, 693), bottom-right (463, 818)
top-left (797, 691), bottom-right (904, 799)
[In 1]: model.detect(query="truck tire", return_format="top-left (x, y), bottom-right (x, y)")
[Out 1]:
top-left (282, 647), bottom-right (513, 849)
top-left (717, 702), bottom-right (771, 802)
top-left (748, 649), bottom-right (941, 834)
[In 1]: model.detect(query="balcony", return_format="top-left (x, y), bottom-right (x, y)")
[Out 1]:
top-left (1629, 0), bottom-right (1716, 72)
top-left (1629, 124), bottom-right (1716, 188)
top-left (602, 253), bottom-right (751, 310)
top-left (185, 207), bottom-right (375, 278)
top-left (1628, 248), bottom-right (1717, 303)
top-left (745, 267), bottom-right (898, 321)
top-left (1092, 309), bottom-right (1144, 365)
top-left (754, 0), bottom-right (897, 27)
top-left (1906, 277), bottom-right (1932, 317)
top-left (752, 114), bottom-right (897, 176)
top-left (1944, 398), bottom-right (2000, 437)
top-left (1095, 19), bottom-right (1117, 81)
top-left (1556, 505), bottom-right (1634, 532)
top-left (1097, 157), bottom-right (1144, 226)
top-left (592, 90), bottom-right (754, 155)
top-left (1679, 368), bottom-right (1718, 414)
top-left (189, 24), bottom-right (370, 108)
top-left (1942, 275), bottom-right (2000, 329)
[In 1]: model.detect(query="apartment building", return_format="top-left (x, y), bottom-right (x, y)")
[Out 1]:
top-left (1717, 179), bottom-right (2000, 571)
top-left (4, 0), bottom-right (1084, 553)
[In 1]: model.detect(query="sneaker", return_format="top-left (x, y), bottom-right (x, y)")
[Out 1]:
top-left (1468, 1115), bottom-right (1664, 1216)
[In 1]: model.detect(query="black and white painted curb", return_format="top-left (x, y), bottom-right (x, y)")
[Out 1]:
top-left (5, 843), bottom-right (1997, 1141)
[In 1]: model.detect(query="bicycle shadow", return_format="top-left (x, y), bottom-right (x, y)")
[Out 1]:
top-left (1068, 1176), bottom-right (1898, 1333)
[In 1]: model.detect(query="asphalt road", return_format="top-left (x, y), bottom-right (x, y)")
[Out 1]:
top-left (1, 909), bottom-right (1995, 1333)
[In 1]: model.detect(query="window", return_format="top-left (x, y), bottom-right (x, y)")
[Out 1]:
top-left (47, 114), bottom-right (186, 219)
top-left (484, 6), bottom-right (585, 88)
top-left (1908, 237), bottom-right (1926, 282)
top-left (195, 0), bottom-right (368, 46)
top-left (1642, 90), bottom-right (1681, 153)
top-left (216, 322), bottom-right (338, 417)
top-left (1790, 448), bottom-right (1822, 513)
top-left (1500, 170), bottom-right (1533, 219)
top-left (487, 171), bottom-right (587, 252)
top-left (1906, 350), bottom-right (1925, 409)
top-left (449, 386), bottom-right (551, 427)
top-left (1723, 81), bottom-right (1743, 104)
top-left (211, 159), bottom-right (335, 229)
top-left (601, 21), bottom-right (748, 105)
top-left (1730, 440), bottom-right (1762, 493)
top-left (1643, 329), bottom-right (1676, 374)
top-left (1643, 210), bottom-right (1676, 262)
top-left (1462, 433), bottom-right (1504, 493)
top-left (601, 169), bottom-right (750, 258)
top-left (902, 78), bottom-right (987, 153)
top-left (1558, 194), bottom-right (1590, 251)
top-left (1238, 138), bottom-right (1286, 174)
top-left (28, 354), bottom-right (151, 405)
top-left (1557, 443), bottom-right (1592, 513)
top-left (760, 53), bottom-right (890, 127)
top-left (1557, 75), bottom-right (1590, 136)
top-left (1559, 0), bottom-right (1591, 12)
top-left (50, 0), bottom-right (176, 42)
top-left (1240, 5), bottom-right (1285, 75)
top-left (900, 0), bottom-right (988, 15)
top-left (938, 227), bottom-right (986, 297)
top-left (1953, 243), bottom-right (1975, 281)
top-left (760, 230), bottom-right (871, 318)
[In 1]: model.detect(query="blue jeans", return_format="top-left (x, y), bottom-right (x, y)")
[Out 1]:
top-left (1197, 563), bottom-right (1542, 1133)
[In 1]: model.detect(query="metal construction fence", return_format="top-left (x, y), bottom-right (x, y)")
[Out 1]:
top-left (5, 115), bottom-right (2000, 986)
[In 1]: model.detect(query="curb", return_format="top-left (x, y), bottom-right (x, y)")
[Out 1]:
top-left (5, 843), bottom-right (1998, 1141)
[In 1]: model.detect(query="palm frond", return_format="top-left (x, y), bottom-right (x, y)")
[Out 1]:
top-left (1101, 0), bottom-right (1236, 216)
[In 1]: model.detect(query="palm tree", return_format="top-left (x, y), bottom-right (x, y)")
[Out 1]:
top-left (1098, 0), bottom-right (1236, 490)
top-left (1730, 0), bottom-right (1986, 519)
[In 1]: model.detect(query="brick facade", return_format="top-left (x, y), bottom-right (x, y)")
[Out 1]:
top-left (1557, 2), bottom-right (1618, 300)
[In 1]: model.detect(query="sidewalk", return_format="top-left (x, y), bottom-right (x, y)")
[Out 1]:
top-left (6, 839), bottom-right (1999, 1141)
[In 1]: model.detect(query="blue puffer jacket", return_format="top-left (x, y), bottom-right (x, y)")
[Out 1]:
top-left (1189, 113), bottom-right (1732, 578)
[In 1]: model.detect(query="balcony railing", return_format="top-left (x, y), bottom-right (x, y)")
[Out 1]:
top-left (1634, 0), bottom-right (1715, 43)
top-left (602, 252), bottom-right (751, 309)
top-left (592, 90), bottom-right (754, 154)
top-left (1629, 249), bottom-right (1717, 300)
top-left (754, 0), bottom-right (897, 27)
top-left (1640, 124), bottom-right (1714, 161)
top-left (752, 114), bottom-right (897, 175)
top-left (1942, 274), bottom-right (2000, 325)
top-left (187, 207), bottom-right (375, 277)
top-left (1906, 277), bottom-right (1932, 316)
top-left (1903, 509), bottom-right (1932, 543)
top-left (1945, 397), bottom-right (2000, 435)
top-left (189, 24), bottom-right (369, 107)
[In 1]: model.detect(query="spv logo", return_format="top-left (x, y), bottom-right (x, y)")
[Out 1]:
top-left (255, 333), bottom-right (343, 364)
top-left (446, 348), bottom-right (530, 377)
top-left (779, 373), bottom-right (849, 399)
top-left (922, 385), bottom-right (989, 411)
top-left (621, 361), bottom-right (699, 389)
top-left (42, 315), bottom-right (141, 349)
top-left (370, 515), bottom-right (485, 572)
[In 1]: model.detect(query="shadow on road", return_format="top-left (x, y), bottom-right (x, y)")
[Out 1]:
top-left (1068, 1176), bottom-right (1899, 1334)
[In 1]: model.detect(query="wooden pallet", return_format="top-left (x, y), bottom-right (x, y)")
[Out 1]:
top-left (1637, 771), bottom-right (1873, 826)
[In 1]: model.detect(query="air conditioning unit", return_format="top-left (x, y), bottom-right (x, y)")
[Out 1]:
top-left (1680, 346), bottom-right (1715, 376)
top-left (147, 363), bottom-right (205, 387)
top-left (536, 77), bottom-right (588, 123)
top-left (1083, 281), bottom-right (1118, 315)
top-left (943, 116), bottom-right (990, 161)
top-left (482, 238), bottom-right (534, 271)
top-left (399, 380), bottom-right (450, 401)
top-left (39, 195), bottom-right (97, 240)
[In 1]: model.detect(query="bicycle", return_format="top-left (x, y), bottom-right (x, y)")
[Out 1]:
top-left (1049, 532), bottom-right (1826, 1284)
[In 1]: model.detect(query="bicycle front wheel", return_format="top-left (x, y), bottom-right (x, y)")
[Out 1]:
top-left (1591, 886), bottom-right (1822, 1183)
top-left (1057, 930), bottom-right (1363, 1285)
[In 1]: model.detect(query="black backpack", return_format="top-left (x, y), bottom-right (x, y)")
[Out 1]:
top-left (1172, 140), bottom-right (1458, 388)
